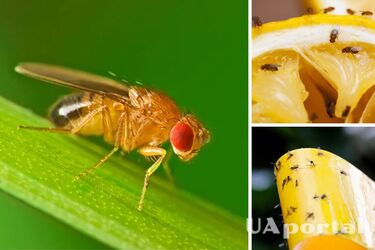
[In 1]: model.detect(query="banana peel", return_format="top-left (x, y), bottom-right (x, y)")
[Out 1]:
top-left (275, 148), bottom-right (375, 249)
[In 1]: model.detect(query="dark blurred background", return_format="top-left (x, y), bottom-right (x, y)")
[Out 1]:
top-left (252, 127), bottom-right (375, 250)
top-left (0, 0), bottom-right (247, 248)
top-left (253, 0), bottom-right (304, 23)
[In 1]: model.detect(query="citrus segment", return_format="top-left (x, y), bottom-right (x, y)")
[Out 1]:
top-left (253, 14), bottom-right (375, 123)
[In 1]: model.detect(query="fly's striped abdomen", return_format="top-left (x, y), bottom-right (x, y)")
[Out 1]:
top-left (49, 92), bottom-right (95, 128)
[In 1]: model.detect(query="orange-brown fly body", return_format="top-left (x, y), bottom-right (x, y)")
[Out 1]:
top-left (16, 62), bottom-right (210, 210)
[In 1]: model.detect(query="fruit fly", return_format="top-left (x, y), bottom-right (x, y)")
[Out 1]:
top-left (308, 160), bottom-right (315, 167)
top-left (329, 29), bottom-right (339, 43)
top-left (341, 105), bottom-right (351, 118)
top-left (252, 16), bottom-right (262, 28)
top-left (260, 64), bottom-right (280, 72)
top-left (346, 9), bottom-right (355, 15)
top-left (306, 7), bottom-right (314, 15)
top-left (323, 6), bottom-right (335, 14)
top-left (290, 165), bottom-right (299, 170)
top-left (15, 62), bottom-right (210, 211)
top-left (286, 152), bottom-right (293, 160)
top-left (361, 11), bottom-right (373, 16)
top-left (340, 170), bottom-right (348, 176)
top-left (342, 46), bottom-right (361, 54)
top-left (306, 212), bottom-right (315, 221)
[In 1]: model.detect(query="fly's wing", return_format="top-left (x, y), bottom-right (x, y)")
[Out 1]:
top-left (15, 62), bottom-right (130, 102)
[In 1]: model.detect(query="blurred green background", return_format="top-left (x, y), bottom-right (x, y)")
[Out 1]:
top-left (252, 127), bottom-right (375, 250)
top-left (0, 0), bottom-right (247, 248)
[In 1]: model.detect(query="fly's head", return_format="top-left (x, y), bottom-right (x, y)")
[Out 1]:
top-left (169, 114), bottom-right (210, 161)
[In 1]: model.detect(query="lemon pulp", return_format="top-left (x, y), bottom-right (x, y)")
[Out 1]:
top-left (253, 14), bottom-right (375, 123)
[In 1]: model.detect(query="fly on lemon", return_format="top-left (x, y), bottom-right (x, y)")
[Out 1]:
top-left (252, 14), bottom-right (375, 123)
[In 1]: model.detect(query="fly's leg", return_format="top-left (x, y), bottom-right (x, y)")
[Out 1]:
top-left (114, 111), bottom-right (128, 147)
top-left (162, 147), bottom-right (175, 184)
top-left (18, 126), bottom-right (71, 133)
top-left (74, 146), bottom-right (119, 181)
top-left (18, 105), bottom-right (119, 180)
top-left (74, 110), bottom-right (127, 181)
top-left (18, 105), bottom-right (105, 134)
top-left (101, 106), bottom-right (114, 142)
top-left (138, 147), bottom-right (166, 211)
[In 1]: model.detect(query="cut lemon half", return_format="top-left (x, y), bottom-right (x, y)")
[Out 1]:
top-left (252, 14), bottom-right (375, 123)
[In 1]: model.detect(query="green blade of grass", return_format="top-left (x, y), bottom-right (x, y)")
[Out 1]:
top-left (0, 96), bottom-right (247, 249)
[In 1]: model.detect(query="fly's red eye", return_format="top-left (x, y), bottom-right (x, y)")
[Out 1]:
top-left (170, 122), bottom-right (194, 152)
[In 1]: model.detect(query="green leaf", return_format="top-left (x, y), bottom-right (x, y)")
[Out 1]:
top-left (0, 96), bottom-right (247, 249)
